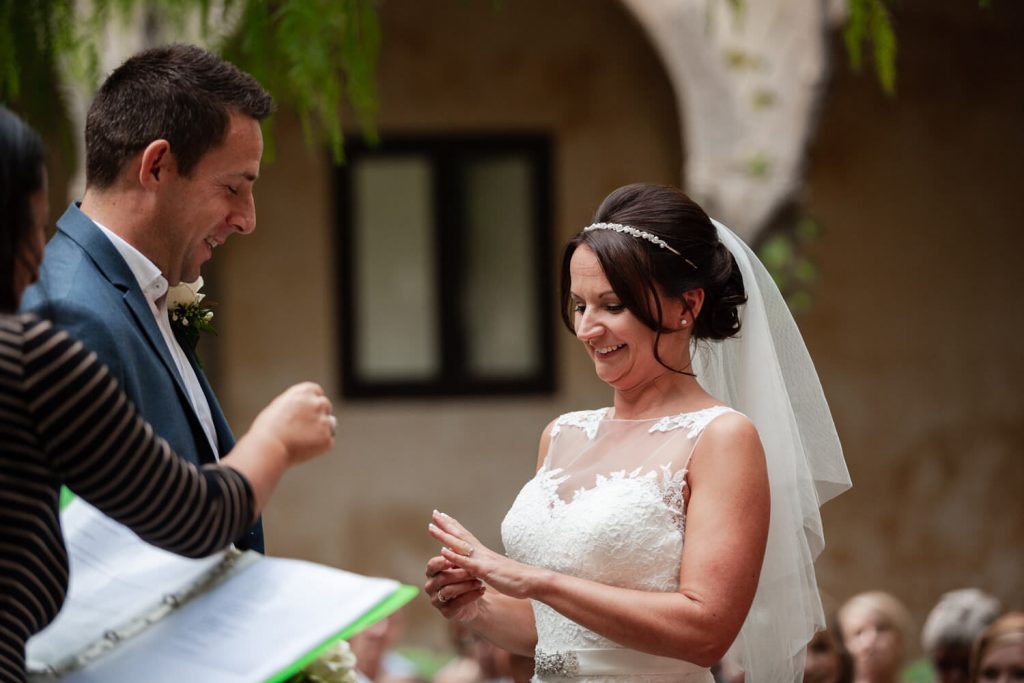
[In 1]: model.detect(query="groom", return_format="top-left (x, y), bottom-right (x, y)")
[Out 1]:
top-left (22, 44), bottom-right (273, 552)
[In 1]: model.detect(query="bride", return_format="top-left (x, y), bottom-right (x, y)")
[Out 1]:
top-left (424, 184), bottom-right (851, 682)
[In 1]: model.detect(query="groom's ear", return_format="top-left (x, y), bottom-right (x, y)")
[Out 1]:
top-left (138, 140), bottom-right (172, 190)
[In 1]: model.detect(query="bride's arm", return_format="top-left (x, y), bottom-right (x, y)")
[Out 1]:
top-left (430, 580), bottom-right (538, 656)
top-left (423, 420), bottom-right (557, 655)
top-left (430, 413), bottom-right (769, 666)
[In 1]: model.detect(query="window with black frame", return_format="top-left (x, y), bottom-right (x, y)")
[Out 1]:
top-left (334, 136), bottom-right (554, 398)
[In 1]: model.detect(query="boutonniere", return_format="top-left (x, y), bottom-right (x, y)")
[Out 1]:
top-left (167, 277), bottom-right (216, 361)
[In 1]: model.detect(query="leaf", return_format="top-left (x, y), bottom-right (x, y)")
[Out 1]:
top-left (760, 235), bottom-right (793, 269)
top-left (751, 88), bottom-right (776, 109)
top-left (745, 152), bottom-right (771, 178)
top-left (843, 0), bottom-right (898, 94)
top-left (843, 0), bottom-right (868, 71)
top-left (725, 0), bottom-right (746, 28)
top-left (869, 0), bottom-right (897, 94)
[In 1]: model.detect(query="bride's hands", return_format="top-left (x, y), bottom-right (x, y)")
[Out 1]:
top-left (424, 555), bottom-right (486, 621)
top-left (427, 510), bottom-right (543, 601)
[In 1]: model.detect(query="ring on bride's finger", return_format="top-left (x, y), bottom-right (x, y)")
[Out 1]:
top-left (437, 591), bottom-right (449, 604)
top-left (465, 545), bottom-right (475, 557)
top-left (327, 414), bottom-right (337, 436)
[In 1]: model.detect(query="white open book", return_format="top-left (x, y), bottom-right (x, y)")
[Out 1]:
top-left (27, 499), bottom-right (415, 683)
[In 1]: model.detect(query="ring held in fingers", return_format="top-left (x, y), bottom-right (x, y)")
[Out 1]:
top-left (437, 590), bottom-right (449, 604)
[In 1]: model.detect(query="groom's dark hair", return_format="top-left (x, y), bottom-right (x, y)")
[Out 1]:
top-left (85, 43), bottom-right (274, 189)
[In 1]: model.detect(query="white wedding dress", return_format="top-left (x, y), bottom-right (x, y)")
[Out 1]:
top-left (501, 406), bottom-right (737, 682)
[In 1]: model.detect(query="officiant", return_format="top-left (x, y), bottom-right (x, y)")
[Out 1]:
top-left (0, 104), bottom-right (337, 682)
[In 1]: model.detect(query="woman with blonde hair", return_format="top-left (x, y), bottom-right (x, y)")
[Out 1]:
top-left (838, 591), bottom-right (913, 683)
top-left (971, 612), bottom-right (1024, 683)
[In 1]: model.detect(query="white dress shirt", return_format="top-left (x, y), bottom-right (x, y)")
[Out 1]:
top-left (94, 222), bottom-right (220, 459)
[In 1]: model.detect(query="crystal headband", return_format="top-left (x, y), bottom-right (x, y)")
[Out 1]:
top-left (583, 222), bottom-right (697, 269)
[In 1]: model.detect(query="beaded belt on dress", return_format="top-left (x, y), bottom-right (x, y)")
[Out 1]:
top-left (534, 648), bottom-right (707, 678)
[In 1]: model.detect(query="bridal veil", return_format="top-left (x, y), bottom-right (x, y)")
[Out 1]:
top-left (692, 220), bottom-right (852, 683)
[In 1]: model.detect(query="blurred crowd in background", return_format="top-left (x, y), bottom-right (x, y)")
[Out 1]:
top-left (342, 587), bottom-right (1022, 683)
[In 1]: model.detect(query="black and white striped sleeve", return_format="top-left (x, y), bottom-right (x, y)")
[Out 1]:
top-left (21, 318), bottom-right (256, 557)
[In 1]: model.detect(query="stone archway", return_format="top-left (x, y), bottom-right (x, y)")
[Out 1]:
top-left (620, 0), bottom-right (847, 240)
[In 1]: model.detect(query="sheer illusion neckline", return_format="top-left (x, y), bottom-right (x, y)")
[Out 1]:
top-left (601, 404), bottom-right (730, 422)
top-left (550, 405), bottom-right (737, 441)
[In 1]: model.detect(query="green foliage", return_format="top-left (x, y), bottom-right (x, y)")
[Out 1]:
top-left (0, 0), bottom-right (82, 149)
top-left (0, 0), bottom-right (380, 163)
top-left (221, 0), bottom-right (380, 162)
top-left (751, 89), bottom-right (776, 109)
top-left (169, 300), bottom-right (216, 367)
top-left (745, 152), bottom-right (771, 178)
top-left (844, 0), bottom-right (898, 94)
top-left (723, 48), bottom-right (765, 71)
top-left (721, 0), bottom-right (898, 94)
top-left (757, 215), bottom-right (823, 314)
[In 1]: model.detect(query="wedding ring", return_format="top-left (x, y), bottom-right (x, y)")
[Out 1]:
top-left (466, 545), bottom-right (475, 557)
top-left (327, 414), bottom-right (337, 436)
top-left (437, 591), bottom-right (448, 604)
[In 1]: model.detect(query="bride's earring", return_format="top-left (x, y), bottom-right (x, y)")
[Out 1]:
top-left (680, 319), bottom-right (688, 327)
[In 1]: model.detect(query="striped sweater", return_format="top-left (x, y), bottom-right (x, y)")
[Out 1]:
top-left (0, 314), bottom-right (255, 681)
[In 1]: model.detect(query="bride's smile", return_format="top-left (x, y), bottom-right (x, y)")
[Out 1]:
top-left (569, 244), bottom-right (690, 396)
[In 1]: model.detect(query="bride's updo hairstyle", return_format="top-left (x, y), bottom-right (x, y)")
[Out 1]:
top-left (560, 183), bottom-right (746, 370)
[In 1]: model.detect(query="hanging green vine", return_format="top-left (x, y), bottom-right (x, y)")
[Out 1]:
top-left (0, 0), bottom-right (379, 164)
top-left (844, 0), bottom-right (898, 94)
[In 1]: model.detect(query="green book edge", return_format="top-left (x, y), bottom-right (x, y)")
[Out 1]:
top-left (61, 487), bottom-right (421, 683)
top-left (268, 583), bottom-right (420, 683)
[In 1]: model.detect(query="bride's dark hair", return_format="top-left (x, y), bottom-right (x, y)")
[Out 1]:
top-left (560, 184), bottom-right (747, 371)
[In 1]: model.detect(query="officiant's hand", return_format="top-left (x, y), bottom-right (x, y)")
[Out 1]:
top-left (226, 382), bottom-right (335, 511)
top-left (428, 510), bottom-right (543, 601)
top-left (249, 381), bottom-right (335, 464)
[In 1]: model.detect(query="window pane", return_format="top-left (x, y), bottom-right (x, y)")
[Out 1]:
top-left (353, 157), bottom-right (439, 380)
top-left (462, 156), bottom-right (540, 377)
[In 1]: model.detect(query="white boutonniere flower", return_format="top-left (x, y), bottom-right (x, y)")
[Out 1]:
top-left (167, 276), bottom-right (207, 309)
top-left (293, 640), bottom-right (359, 683)
top-left (167, 277), bottom-right (216, 362)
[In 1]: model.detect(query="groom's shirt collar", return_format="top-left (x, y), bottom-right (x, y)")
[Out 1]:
top-left (93, 222), bottom-right (168, 304)
top-left (93, 219), bottom-right (220, 460)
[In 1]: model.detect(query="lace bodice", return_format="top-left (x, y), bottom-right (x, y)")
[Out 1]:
top-left (501, 406), bottom-right (735, 681)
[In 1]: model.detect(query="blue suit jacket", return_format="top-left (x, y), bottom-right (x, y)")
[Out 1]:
top-left (22, 203), bottom-right (264, 552)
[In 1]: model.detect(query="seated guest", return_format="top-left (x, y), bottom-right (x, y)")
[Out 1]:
top-left (839, 591), bottom-right (913, 683)
top-left (922, 588), bottom-right (1002, 683)
top-left (0, 105), bottom-right (337, 682)
top-left (806, 613), bottom-right (854, 683)
top-left (434, 622), bottom-right (518, 683)
top-left (348, 612), bottom-right (422, 683)
top-left (971, 612), bottom-right (1024, 683)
